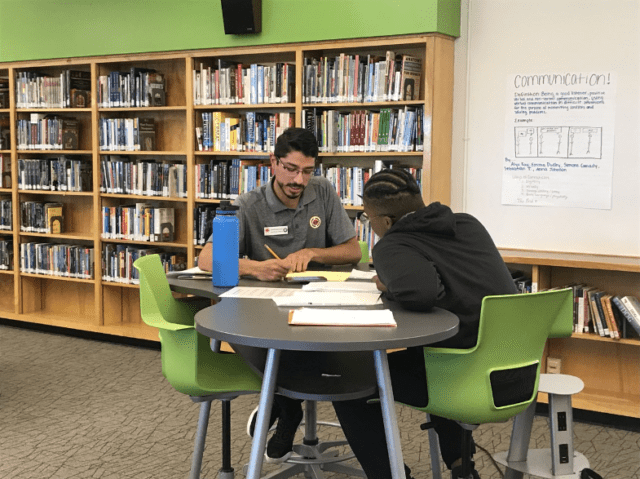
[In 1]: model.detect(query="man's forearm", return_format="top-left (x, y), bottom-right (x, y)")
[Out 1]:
top-left (306, 239), bottom-right (361, 265)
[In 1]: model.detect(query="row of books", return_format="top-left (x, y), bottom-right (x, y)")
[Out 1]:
top-left (20, 201), bottom-right (64, 234)
top-left (303, 106), bottom-right (425, 153)
top-left (196, 111), bottom-right (293, 153)
top-left (353, 213), bottom-right (377, 260)
top-left (97, 69), bottom-right (166, 108)
top-left (302, 52), bottom-right (422, 104)
top-left (102, 246), bottom-right (186, 284)
top-left (0, 239), bottom-right (12, 270)
top-left (195, 158), bottom-right (272, 200)
top-left (193, 205), bottom-right (215, 246)
top-left (16, 115), bottom-right (79, 150)
top-left (101, 205), bottom-right (175, 243)
top-left (100, 157), bottom-right (187, 198)
top-left (15, 70), bottom-right (91, 109)
top-left (0, 199), bottom-right (11, 230)
top-left (568, 285), bottom-right (640, 339)
top-left (193, 61), bottom-right (295, 106)
top-left (510, 271), bottom-right (534, 294)
top-left (20, 242), bottom-right (94, 279)
top-left (99, 117), bottom-right (156, 151)
top-left (18, 157), bottom-right (91, 192)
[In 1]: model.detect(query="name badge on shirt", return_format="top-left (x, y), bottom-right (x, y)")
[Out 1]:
top-left (264, 226), bottom-right (288, 236)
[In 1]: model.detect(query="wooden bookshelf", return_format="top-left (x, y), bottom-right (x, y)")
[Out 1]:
top-left (1, 38), bottom-right (639, 420)
top-left (500, 248), bottom-right (640, 419)
top-left (0, 34), bottom-right (455, 338)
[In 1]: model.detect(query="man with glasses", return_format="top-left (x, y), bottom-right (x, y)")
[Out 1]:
top-left (199, 127), bottom-right (362, 462)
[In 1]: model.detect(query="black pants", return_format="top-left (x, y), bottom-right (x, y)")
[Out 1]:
top-left (331, 347), bottom-right (475, 479)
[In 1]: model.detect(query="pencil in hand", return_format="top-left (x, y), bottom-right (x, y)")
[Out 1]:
top-left (264, 244), bottom-right (281, 260)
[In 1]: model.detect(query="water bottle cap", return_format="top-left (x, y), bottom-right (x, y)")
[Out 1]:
top-left (217, 200), bottom-right (239, 213)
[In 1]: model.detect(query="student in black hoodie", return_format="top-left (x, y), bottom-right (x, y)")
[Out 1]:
top-left (332, 169), bottom-right (517, 479)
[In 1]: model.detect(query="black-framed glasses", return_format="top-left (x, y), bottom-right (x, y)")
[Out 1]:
top-left (360, 212), bottom-right (395, 222)
top-left (276, 157), bottom-right (315, 177)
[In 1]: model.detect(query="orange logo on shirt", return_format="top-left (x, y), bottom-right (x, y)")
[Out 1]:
top-left (309, 216), bottom-right (321, 229)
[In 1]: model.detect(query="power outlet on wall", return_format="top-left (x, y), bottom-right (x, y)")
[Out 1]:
top-left (546, 357), bottom-right (562, 374)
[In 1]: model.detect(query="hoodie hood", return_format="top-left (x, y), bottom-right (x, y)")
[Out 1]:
top-left (387, 202), bottom-right (457, 237)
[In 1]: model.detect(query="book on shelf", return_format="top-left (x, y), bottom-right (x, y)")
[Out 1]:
top-left (61, 118), bottom-right (80, 150)
top-left (587, 289), bottom-right (606, 336)
top-left (0, 198), bottom-right (12, 231)
top-left (66, 70), bottom-right (91, 107)
top-left (600, 294), bottom-right (619, 339)
top-left (67, 70), bottom-right (91, 108)
top-left (44, 203), bottom-right (64, 234)
top-left (0, 116), bottom-right (10, 149)
top-left (621, 296), bottom-right (640, 332)
top-left (147, 72), bottom-right (166, 106)
top-left (612, 296), bottom-right (640, 338)
top-left (154, 207), bottom-right (175, 243)
top-left (0, 238), bottom-right (13, 270)
top-left (0, 153), bottom-right (10, 188)
top-left (138, 117), bottom-right (156, 151)
top-left (0, 76), bottom-right (8, 108)
top-left (400, 54), bottom-right (422, 101)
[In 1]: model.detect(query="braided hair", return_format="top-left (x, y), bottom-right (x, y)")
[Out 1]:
top-left (362, 169), bottom-right (424, 217)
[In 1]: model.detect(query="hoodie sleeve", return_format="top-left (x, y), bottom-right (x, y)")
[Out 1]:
top-left (374, 239), bottom-right (443, 311)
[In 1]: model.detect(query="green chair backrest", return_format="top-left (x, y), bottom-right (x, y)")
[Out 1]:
top-left (134, 254), bottom-right (262, 397)
top-left (419, 288), bottom-right (573, 425)
top-left (134, 254), bottom-right (194, 331)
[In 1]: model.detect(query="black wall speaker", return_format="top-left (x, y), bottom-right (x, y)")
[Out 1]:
top-left (221, 0), bottom-right (262, 34)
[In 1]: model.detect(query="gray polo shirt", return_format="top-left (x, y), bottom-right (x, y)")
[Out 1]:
top-left (215, 176), bottom-right (355, 261)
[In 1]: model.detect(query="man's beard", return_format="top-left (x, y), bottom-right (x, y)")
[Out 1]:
top-left (276, 179), bottom-right (305, 199)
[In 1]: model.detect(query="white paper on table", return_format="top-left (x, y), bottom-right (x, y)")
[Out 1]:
top-left (219, 287), bottom-right (296, 299)
top-left (348, 268), bottom-right (377, 280)
top-left (302, 281), bottom-right (380, 293)
top-left (288, 308), bottom-right (396, 327)
top-left (273, 291), bottom-right (382, 307)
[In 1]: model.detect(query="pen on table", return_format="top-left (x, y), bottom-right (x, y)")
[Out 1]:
top-left (264, 244), bottom-right (281, 260)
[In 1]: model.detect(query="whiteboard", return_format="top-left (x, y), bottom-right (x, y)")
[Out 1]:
top-left (458, 0), bottom-right (639, 255)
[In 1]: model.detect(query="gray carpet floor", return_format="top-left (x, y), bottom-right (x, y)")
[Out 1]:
top-left (1, 324), bottom-right (639, 479)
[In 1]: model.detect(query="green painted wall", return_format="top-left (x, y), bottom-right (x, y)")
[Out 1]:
top-left (0, 0), bottom-right (460, 63)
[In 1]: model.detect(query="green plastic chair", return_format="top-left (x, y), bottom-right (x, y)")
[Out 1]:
top-left (414, 288), bottom-right (573, 479)
top-left (358, 240), bottom-right (370, 263)
top-left (134, 254), bottom-right (262, 479)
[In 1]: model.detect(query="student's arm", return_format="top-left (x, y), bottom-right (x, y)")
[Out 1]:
top-left (374, 241), bottom-right (444, 311)
top-left (285, 236), bottom-right (361, 272)
top-left (199, 242), bottom-right (213, 271)
top-left (239, 257), bottom-right (290, 281)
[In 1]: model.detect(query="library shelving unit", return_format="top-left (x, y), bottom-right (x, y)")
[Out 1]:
top-left (0, 34), bottom-right (456, 342)
top-left (500, 249), bottom-right (640, 419)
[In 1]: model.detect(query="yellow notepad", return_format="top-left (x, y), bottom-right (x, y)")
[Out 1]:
top-left (285, 271), bottom-right (351, 282)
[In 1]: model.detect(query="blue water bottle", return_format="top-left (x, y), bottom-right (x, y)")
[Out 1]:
top-left (211, 200), bottom-right (240, 287)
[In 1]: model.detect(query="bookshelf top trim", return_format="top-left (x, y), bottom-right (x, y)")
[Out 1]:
top-left (499, 248), bottom-right (640, 272)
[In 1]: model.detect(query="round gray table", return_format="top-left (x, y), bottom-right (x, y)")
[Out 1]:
top-left (187, 279), bottom-right (459, 479)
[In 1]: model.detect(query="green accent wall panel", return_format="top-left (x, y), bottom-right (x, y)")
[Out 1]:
top-left (0, 0), bottom-right (460, 63)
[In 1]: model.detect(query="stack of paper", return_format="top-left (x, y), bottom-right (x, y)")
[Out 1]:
top-left (302, 281), bottom-right (380, 293)
top-left (273, 291), bottom-right (382, 307)
top-left (288, 308), bottom-right (396, 327)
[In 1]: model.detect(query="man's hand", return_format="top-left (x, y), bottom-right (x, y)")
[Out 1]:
top-left (373, 275), bottom-right (388, 293)
top-left (284, 248), bottom-right (317, 272)
top-left (251, 259), bottom-right (291, 281)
